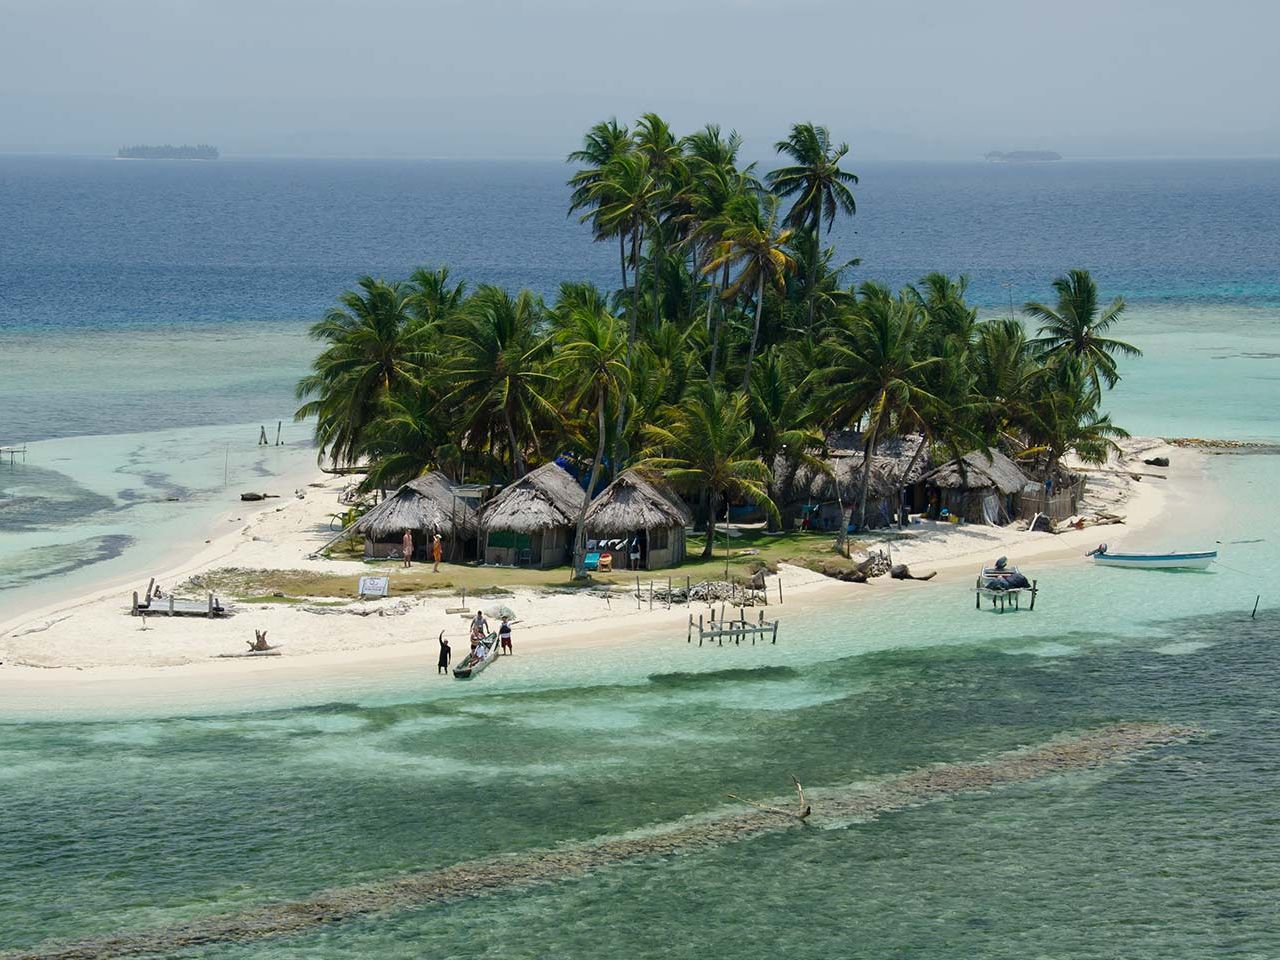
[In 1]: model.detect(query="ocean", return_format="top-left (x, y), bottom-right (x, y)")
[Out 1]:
top-left (1, 155), bottom-right (1279, 958)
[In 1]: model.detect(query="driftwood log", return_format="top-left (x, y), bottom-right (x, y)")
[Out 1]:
top-left (890, 563), bottom-right (936, 582)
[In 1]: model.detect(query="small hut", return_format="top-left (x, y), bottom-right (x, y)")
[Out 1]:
top-left (478, 462), bottom-right (586, 567)
top-left (924, 449), bottom-right (1031, 525)
top-left (346, 472), bottom-right (478, 560)
top-left (778, 434), bottom-right (932, 531)
top-left (583, 470), bottom-right (693, 570)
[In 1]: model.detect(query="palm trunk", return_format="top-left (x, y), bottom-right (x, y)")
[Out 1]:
top-left (741, 272), bottom-right (765, 391)
top-left (619, 232), bottom-right (628, 297)
top-left (857, 429), bottom-right (878, 531)
top-left (702, 491), bottom-right (719, 559)
top-left (652, 227), bottom-right (662, 331)
top-left (807, 216), bottom-right (820, 330)
top-left (503, 408), bottom-right (525, 479)
top-left (687, 246), bottom-right (700, 325)
top-left (896, 433), bottom-right (928, 527)
top-left (573, 391), bottom-right (608, 577)
top-left (708, 263), bottom-right (729, 382)
top-left (612, 224), bottom-right (643, 474)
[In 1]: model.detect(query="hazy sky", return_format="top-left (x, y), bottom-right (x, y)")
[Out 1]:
top-left (2, 0), bottom-right (1277, 160)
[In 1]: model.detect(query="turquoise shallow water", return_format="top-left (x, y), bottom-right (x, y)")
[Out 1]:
top-left (3, 157), bottom-right (1280, 957)
top-left (2, 451), bottom-right (1278, 958)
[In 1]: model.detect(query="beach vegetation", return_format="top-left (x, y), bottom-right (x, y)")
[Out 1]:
top-left (295, 114), bottom-right (1142, 573)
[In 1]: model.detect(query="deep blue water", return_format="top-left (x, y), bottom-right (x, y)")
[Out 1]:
top-left (3, 156), bottom-right (1279, 338)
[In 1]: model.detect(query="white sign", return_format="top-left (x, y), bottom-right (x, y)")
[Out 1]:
top-left (358, 576), bottom-right (389, 598)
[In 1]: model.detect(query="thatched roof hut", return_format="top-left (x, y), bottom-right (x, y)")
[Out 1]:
top-left (348, 472), bottom-right (478, 558)
top-left (584, 470), bottom-right (692, 570)
top-left (926, 449), bottom-right (1029, 495)
top-left (478, 462), bottom-right (585, 568)
top-left (776, 434), bottom-right (932, 529)
top-left (925, 448), bottom-right (1031, 525)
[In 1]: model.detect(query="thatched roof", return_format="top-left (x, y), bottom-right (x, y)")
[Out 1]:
top-left (348, 472), bottom-right (478, 540)
top-left (479, 462), bottom-right (585, 534)
top-left (926, 449), bottom-right (1030, 495)
top-left (778, 435), bottom-right (931, 505)
top-left (584, 470), bottom-right (692, 536)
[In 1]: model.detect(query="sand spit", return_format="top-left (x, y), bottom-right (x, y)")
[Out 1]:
top-left (6, 722), bottom-right (1196, 960)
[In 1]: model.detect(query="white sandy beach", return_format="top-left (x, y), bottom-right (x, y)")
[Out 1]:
top-left (0, 438), bottom-right (1212, 710)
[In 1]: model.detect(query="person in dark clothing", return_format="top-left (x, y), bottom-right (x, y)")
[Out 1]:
top-left (499, 617), bottom-right (513, 655)
top-left (437, 632), bottom-right (451, 675)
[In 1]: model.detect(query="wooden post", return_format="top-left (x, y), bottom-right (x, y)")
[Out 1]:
top-left (168, 596), bottom-right (175, 617)
top-left (772, 620), bottom-right (778, 644)
top-left (637, 576), bottom-right (641, 610)
top-left (688, 614), bottom-right (693, 643)
top-left (1253, 595), bottom-right (1260, 619)
top-left (975, 577), bottom-right (981, 610)
top-left (145, 577), bottom-right (155, 604)
top-left (686, 576), bottom-right (691, 605)
top-left (207, 593), bottom-right (214, 618)
top-left (649, 581), bottom-right (653, 611)
top-left (699, 614), bottom-right (704, 647)
top-left (667, 576), bottom-right (672, 609)
top-left (276, 421), bottom-right (282, 446)
top-left (778, 578), bottom-right (783, 605)
top-left (1030, 580), bottom-right (1038, 611)
top-left (132, 591), bottom-right (139, 616)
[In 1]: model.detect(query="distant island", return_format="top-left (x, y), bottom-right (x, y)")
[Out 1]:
top-left (117, 144), bottom-right (219, 161)
top-left (985, 150), bottom-right (1062, 163)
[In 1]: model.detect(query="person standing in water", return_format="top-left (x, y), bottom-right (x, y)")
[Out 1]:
top-left (432, 533), bottom-right (443, 573)
top-left (499, 617), bottom-right (513, 655)
top-left (437, 632), bottom-right (451, 675)
top-left (401, 529), bottom-right (414, 568)
top-left (469, 610), bottom-right (490, 642)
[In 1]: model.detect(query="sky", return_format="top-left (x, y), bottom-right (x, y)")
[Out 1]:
top-left (1, 0), bottom-right (1278, 160)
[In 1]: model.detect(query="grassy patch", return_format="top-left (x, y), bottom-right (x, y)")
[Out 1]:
top-left (182, 527), bottom-right (896, 602)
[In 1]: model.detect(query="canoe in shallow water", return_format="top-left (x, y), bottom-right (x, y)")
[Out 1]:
top-left (453, 632), bottom-right (499, 679)
top-left (1091, 550), bottom-right (1217, 570)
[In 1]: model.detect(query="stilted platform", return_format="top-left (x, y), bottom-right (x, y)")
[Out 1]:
top-left (688, 607), bottom-right (779, 646)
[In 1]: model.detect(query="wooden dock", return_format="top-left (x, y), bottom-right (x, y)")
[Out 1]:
top-left (131, 578), bottom-right (227, 618)
top-left (1, 445), bottom-right (27, 466)
top-left (688, 607), bottom-right (779, 646)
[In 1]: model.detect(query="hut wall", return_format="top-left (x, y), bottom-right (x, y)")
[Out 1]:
top-left (539, 526), bottom-right (571, 568)
top-left (645, 524), bottom-right (683, 570)
top-left (1018, 476), bottom-right (1086, 522)
top-left (366, 532), bottom-right (470, 561)
top-left (935, 488), bottom-right (1020, 525)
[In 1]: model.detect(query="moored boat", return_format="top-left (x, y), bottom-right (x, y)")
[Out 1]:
top-left (452, 632), bottom-right (500, 679)
top-left (1087, 544), bottom-right (1216, 570)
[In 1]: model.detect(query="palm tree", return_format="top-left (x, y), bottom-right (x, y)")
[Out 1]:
top-left (639, 383), bottom-right (776, 559)
top-left (703, 192), bottom-right (796, 390)
top-left (767, 123), bottom-right (858, 327)
top-left (407, 265), bottom-right (466, 328)
top-left (633, 113), bottom-right (684, 330)
top-left (357, 381), bottom-right (462, 491)
top-left (821, 287), bottom-right (939, 535)
top-left (567, 119), bottom-right (634, 293)
top-left (1022, 355), bottom-right (1130, 476)
top-left (294, 277), bottom-right (427, 466)
top-left (746, 347), bottom-right (827, 530)
top-left (1024, 269), bottom-right (1141, 390)
top-left (552, 288), bottom-right (631, 576)
top-left (443, 287), bottom-right (555, 479)
top-left (971, 318), bottom-right (1038, 446)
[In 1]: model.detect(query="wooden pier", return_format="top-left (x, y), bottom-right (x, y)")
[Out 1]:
top-left (1, 445), bottom-right (27, 467)
top-left (131, 579), bottom-right (227, 618)
top-left (688, 607), bottom-right (779, 646)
